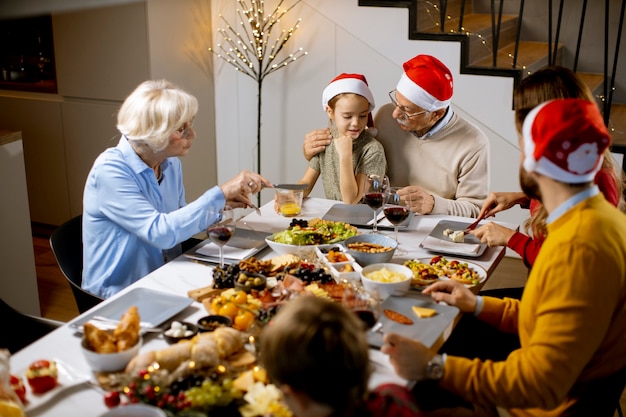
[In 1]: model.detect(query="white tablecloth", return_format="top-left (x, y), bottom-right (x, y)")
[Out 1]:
top-left (11, 197), bottom-right (514, 416)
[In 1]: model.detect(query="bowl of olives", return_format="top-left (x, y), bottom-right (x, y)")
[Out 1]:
top-left (234, 272), bottom-right (267, 293)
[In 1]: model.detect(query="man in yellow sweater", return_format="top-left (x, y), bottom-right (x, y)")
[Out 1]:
top-left (382, 98), bottom-right (626, 416)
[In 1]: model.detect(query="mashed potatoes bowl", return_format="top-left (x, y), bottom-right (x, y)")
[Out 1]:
top-left (360, 263), bottom-right (412, 299)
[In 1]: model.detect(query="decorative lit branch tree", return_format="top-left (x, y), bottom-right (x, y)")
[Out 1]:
top-left (209, 0), bottom-right (307, 204)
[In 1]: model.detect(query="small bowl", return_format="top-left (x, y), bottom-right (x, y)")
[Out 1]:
top-left (81, 336), bottom-right (142, 373)
top-left (360, 263), bottom-right (413, 298)
top-left (234, 272), bottom-right (267, 293)
top-left (344, 234), bottom-right (397, 266)
top-left (100, 403), bottom-right (167, 417)
top-left (162, 321), bottom-right (199, 344)
top-left (197, 315), bottom-right (233, 332)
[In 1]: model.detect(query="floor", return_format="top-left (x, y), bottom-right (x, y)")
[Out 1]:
top-left (32, 234), bottom-right (625, 415)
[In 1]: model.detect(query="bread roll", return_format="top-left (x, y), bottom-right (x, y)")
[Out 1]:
top-left (155, 342), bottom-right (192, 372)
top-left (84, 323), bottom-right (117, 353)
top-left (212, 327), bottom-right (244, 357)
top-left (114, 306), bottom-right (140, 351)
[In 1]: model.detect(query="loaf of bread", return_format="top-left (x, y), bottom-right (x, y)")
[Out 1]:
top-left (125, 326), bottom-right (244, 375)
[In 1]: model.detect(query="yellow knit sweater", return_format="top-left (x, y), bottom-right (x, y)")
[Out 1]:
top-left (441, 194), bottom-right (626, 416)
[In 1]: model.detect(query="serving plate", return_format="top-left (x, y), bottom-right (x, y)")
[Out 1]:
top-left (185, 228), bottom-right (270, 266)
top-left (69, 288), bottom-right (193, 332)
top-left (407, 257), bottom-right (487, 290)
top-left (419, 220), bottom-right (487, 257)
top-left (366, 293), bottom-right (459, 349)
top-left (18, 359), bottom-right (92, 414)
top-left (322, 203), bottom-right (413, 230)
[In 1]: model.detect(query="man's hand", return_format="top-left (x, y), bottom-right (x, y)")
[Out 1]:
top-left (398, 185), bottom-right (435, 214)
top-left (471, 222), bottom-right (516, 247)
top-left (303, 128), bottom-right (332, 161)
top-left (422, 280), bottom-right (477, 313)
top-left (381, 333), bottom-right (435, 381)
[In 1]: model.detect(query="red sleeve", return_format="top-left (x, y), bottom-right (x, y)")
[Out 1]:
top-left (507, 231), bottom-right (543, 269)
top-left (595, 168), bottom-right (619, 206)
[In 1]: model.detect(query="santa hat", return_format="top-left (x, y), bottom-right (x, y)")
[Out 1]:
top-left (322, 73), bottom-right (377, 135)
top-left (396, 54), bottom-right (453, 111)
top-left (522, 98), bottom-right (610, 183)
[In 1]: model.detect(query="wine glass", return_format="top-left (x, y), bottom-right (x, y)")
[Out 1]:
top-left (364, 174), bottom-right (389, 234)
top-left (342, 281), bottom-right (381, 331)
top-left (207, 205), bottom-right (235, 268)
top-left (384, 188), bottom-right (412, 254)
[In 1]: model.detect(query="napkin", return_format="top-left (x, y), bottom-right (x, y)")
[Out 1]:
top-left (420, 235), bottom-right (482, 255)
top-left (196, 242), bottom-right (258, 260)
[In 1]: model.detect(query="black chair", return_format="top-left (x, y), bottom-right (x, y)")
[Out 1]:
top-left (0, 299), bottom-right (63, 354)
top-left (49, 214), bottom-right (104, 313)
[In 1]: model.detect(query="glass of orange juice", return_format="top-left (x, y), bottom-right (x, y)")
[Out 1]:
top-left (276, 188), bottom-right (303, 217)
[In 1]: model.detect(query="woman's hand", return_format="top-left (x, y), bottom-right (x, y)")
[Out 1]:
top-left (471, 222), bottom-right (515, 247)
top-left (303, 128), bottom-right (332, 161)
top-left (479, 191), bottom-right (529, 219)
top-left (219, 170), bottom-right (271, 209)
top-left (422, 280), bottom-right (477, 313)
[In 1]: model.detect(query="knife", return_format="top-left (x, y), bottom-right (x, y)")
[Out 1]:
top-left (264, 183), bottom-right (309, 190)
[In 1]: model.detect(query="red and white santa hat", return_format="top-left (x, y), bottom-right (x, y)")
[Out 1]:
top-left (522, 98), bottom-right (610, 183)
top-left (396, 54), bottom-right (454, 112)
top-left (322, 73), bottom-right (375, 112)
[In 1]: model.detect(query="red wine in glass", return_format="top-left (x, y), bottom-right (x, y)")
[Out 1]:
top-left (208, 227), bottom-right (233, 246)
top-left (365, 175), bottom-right (389, 233)
top-left (384, 206), bottom-right (410, 226)
top-left (354, 309), bottom-right (377, 329)
top-left (207, 205), bottom-right (234, 268)
top-left (364, 192), bottom-right (384, 210)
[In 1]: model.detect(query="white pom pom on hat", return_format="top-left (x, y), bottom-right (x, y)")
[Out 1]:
top-left (396, 54), bottom-right (453, 112)
top-left (522, 98), bottom-right (610, 183)
top-left (322, 73), bottom-right (375, 112)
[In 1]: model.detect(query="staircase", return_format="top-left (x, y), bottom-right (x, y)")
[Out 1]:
top-left (359, 0), bottom-right (626, 167)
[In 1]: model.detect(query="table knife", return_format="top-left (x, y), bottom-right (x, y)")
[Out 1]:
top-left (264, 183), bottom-right (309, 190)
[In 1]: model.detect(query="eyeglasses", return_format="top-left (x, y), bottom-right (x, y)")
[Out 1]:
top-left (176, 122), bottom-right (194, 139)
top-left (388, 90), bottom-right (429, 119)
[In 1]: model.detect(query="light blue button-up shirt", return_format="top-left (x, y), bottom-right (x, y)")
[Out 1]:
top-left (82, 137), bottom-right (224, 298)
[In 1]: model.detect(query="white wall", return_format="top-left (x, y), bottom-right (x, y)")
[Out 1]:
top-left (210, 0), bottom-right (526, 227)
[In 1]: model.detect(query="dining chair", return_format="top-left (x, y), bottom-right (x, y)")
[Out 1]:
top-left (49, 214), bottom-right (104, 313)
top-left (0, 299), bottom-right (63, 354)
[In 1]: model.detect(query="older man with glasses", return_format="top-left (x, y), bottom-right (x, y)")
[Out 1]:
top-left (303, 54), bottom-right (489, 217)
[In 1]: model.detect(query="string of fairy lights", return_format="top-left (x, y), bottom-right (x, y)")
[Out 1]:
top-left (421, 1), bottom-right (622, 136)
top-left (208, 0), bottom-right (308, 83)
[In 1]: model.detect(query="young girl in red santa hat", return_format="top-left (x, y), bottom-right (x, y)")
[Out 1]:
top-left (293, 73), bottom-right (386, 204)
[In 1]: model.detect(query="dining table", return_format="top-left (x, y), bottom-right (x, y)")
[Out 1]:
top-left (10, 197), bottom-right (516, 416)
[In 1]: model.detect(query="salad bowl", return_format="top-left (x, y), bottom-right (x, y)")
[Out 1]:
top-left (265, 219), bottom-right (358, 256)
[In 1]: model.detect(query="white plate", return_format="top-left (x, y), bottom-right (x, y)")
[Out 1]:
top-left (419, 220), bottom-right (487, 257)
top-left (69, 288), bottom-right (193, 331)
top-left (409, 257), bottom-right (487, 289)
top-left (18, 359), bottom-right (92, 414)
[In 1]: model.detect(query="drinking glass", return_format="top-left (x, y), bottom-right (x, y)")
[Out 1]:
top-left (364, 174), bottom-right (389, 234)
top-left (384, 188), bottom-right (411, 254)
top-left (342, 281), bottom-right (381, 331)
top-left (207, 205), bottom-right (235, 268)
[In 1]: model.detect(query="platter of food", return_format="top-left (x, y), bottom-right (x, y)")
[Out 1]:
top-left (419, 220), bottom-right (487, 257)
top-left (69, 288), bottom-right (193, 332)
top-left (404, 256), bottom-right (487, 289)
top-left (16, 359), bottom-right (92, 414)
top-left (265, 218), bottom-right (358, 256)
top-left (366, 292), bottom-right (459, 349)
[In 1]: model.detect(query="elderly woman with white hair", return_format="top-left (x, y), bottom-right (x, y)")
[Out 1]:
top-left (82, 79), bottom-right (270, 298)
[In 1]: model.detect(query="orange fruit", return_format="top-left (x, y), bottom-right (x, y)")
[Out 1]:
top-left (233, 310), bottom-right (255, 331)
top-left (218, 302), bottom-right (239, 319)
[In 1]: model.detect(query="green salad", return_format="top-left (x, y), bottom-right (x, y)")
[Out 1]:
top-left (271, 219), bottom-right (357, 245)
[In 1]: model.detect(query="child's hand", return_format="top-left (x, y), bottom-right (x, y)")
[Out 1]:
top-left (334, 134), bottom-right (353, 158)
